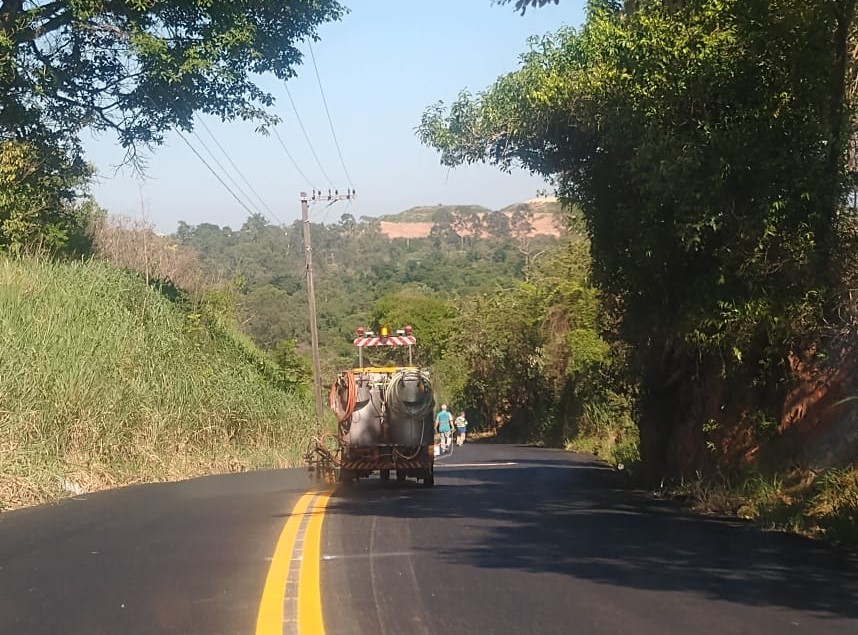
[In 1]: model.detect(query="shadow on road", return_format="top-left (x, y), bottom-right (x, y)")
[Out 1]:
top-left (327, 447), bottom-right (858, 620)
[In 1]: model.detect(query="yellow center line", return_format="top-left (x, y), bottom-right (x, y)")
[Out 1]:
top-left (298, 491), bottom-right (331, 635)
top-left (255, 492), bottom-right (315, 635)
top-left (298, 490), bottom-right (333, 635)
top-left (255, 488), bottom-right (335, 635)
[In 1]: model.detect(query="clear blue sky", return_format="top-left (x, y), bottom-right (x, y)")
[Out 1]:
top-left (84, 0), bottom-right (586, 233)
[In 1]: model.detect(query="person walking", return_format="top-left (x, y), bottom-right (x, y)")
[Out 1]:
top-left (435, 404), bottom-right (453, 453)
top-left (454, 411), bottom-right (468, 446)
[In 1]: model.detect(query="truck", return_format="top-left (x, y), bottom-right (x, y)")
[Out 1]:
top-left (325, 325), bottom-right (436, 487)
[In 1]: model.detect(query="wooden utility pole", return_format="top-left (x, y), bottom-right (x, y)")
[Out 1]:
top-left (301, 189), bottom-right (355, 433)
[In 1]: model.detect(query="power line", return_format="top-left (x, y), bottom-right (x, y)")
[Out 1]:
top-left (284, 83), bottom-right (335, 187)
top-left (142, 86), bottom-right (283, 228)
top-left (272, 126), bottom-right (317, 191)
top-left (188, 127), bottom-right (266, 219)
top-left (310, 198), bottom-right (338, 223)
top-left (196, 116), bottom-right (284, 225)
top-left (307, 40), bottom-right (355, 190)
top-left (175, 130), bottom-right (259, 218)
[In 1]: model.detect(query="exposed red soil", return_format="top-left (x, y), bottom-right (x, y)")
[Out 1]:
top-left (378, 213), bottom-right (560, 240)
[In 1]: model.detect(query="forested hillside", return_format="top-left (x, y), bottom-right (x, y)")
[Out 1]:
top-left (176, 204), bottom-right (638, 472)
top-left (175, 206), bottom-right (563, 370)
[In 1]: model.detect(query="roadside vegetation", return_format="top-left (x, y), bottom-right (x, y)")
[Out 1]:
top-left (420, 0), bottom-right (858, 548)
top-left (0, 256), bottom-right (314, 511)
top-left (673, 468), bottom-right (858, 551)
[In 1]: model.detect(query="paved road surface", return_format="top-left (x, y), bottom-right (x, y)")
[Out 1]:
top-left (1, 444), bottom-right (857, 634)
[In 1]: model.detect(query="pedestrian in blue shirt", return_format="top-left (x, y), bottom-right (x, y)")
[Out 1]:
top-left (435, 404), bottom-right (453, 453)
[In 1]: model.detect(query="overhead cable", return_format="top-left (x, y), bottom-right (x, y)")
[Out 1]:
top-left (307, 40), bottom-right (355, 190)
top-left (175, 130), bottom-right (258, 218)
top-left (196, 116), bottom-right (284, 225)
top-left (189, 127), bottom-right (265, 218)
top-left (284, 83), bottom-right (335, 187)
top-left (272, 125), bottom-right (317, 191)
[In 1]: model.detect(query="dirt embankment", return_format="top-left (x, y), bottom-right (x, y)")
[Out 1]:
top-left (378, 213), bottom-right (561, 240)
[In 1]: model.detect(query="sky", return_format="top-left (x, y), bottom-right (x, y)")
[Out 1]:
top-left (84, 0), bottom-right (586, 234)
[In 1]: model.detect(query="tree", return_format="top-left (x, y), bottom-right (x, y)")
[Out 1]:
top-left (510, 207), bottom-right (535, 270)
top-left (370, 289), bottom-right (455, 366)
top-left (0, 136), bottom-right (90, 252)
top-left (484, 210), bottom-right (511, 238)
top-left (338, 212), bottom-right (356, 237)
top-left (443, 284), bottom-right (548, 434)
top-left (420, 0), bottom-right (858, 479)
top-left (0, 0), bottom-right (344, 249)
top-left (451, 209), bottom-right (484, 249)
top-left (272, 338), bottom-right (311, 386)
top-left (1, 1), bottom-right (345, 152)
top-left (494, 0), bottom-right (560, 14)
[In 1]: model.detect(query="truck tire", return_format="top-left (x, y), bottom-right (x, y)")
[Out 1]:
top-left (380, 469), bottom-right (390, 482)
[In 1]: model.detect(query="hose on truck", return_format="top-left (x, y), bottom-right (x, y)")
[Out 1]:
top-left (385, 370), bottom-right (434, 461)
top-left (384, 370), bottom-right (434, 420)
top-left (329, 370), bottom-right (356, 424)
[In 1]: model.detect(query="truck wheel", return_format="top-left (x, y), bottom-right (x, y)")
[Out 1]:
top-left (396, 471), bottom-right (406, 483)
top-left (340, 468), bottom-right (354, 487)
top-left (423, 469), bottom-right (434, 487)
top-left (380, 469), bottom-right (390, 482)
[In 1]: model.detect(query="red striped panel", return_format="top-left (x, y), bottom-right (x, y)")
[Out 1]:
top-left (353, 336), bottom-right (417, 347)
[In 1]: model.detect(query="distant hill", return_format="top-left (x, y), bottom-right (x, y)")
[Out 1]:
top-left (378, 204), bottom-right (492, 223)
top-left (377, 197), bottom-right (565, 239)
top-left (498, 197), bottom-right (564, 217)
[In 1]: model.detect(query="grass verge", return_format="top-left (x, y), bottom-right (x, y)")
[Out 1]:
top-left (0, 255), bottom-right (314, 511)
top-left (672, 467), bottom-right (858, 551)
top-left (563, 394), bottom-right (640, 471)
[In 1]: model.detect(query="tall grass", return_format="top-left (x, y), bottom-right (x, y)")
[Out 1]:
top-left (676, 468), bottom-right (858, 550)
top-left (563, 391), bottom-right (640, 470)
top-left (0, 256), bottom-right (315, 510)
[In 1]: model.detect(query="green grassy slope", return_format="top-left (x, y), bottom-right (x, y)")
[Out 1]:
top-left (0, 256), bottom-right (314, 510)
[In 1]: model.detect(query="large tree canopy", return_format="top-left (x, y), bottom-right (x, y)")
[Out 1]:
top-left (0, 0), bottom-right (344, 250)
top-left (420, 0), bottom-right (858, 477)
top-left (0, 0), bottom-right (344, 149)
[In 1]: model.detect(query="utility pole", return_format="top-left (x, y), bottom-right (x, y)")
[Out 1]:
top-left (301, 189), bottom-right (356, 433)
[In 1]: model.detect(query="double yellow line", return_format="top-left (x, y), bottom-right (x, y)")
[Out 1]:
top-left (256, 489), bottom-right (334, 635)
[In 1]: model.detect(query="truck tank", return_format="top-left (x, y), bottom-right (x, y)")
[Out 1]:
top-left (386, 370), bottom-right (434, 447)
top-left (342, 376), bottom-right (384, 447)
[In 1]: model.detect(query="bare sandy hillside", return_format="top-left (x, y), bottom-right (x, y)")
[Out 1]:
top-left (377, 197), bottom-right (564, 239)
top-left (378, 221), bottom-right (435, 239)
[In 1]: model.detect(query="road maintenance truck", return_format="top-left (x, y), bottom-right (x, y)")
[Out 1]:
top-left (324, 325), bottom-right (436, 487)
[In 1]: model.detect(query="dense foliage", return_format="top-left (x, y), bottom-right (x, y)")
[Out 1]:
top-left (174, 204), bottom-right (636, 465)
top-left (175, 209), bottom-right (560, 371)
top-left (420, 0), bottom-right (858, 479)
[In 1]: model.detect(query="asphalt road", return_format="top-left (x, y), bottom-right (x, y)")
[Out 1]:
top-left (1, 444), bottom-right (857, 635)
